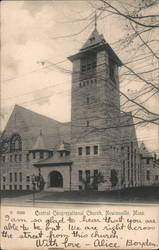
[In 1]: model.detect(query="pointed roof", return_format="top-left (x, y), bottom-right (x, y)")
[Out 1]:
top-left (120, 112), bottom-right (137, 142)
top-left (68, 28), bottom-right (122, 66)
top-left (139, 141), bottom-right (153, 157)
top-left (32, 130), bottom-right (48, 151)
top-left (2, 105), bottom-right (71, 150)
top-left (80, 29), bottom-right (105, 51)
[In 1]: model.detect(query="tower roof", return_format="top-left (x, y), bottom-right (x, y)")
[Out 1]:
top-left (80, 29), bottom-right (105, 51)
top-left (68, 28), bottom-right (122, 66)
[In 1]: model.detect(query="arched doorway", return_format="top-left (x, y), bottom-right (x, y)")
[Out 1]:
top-left (49, 171), bottom-right (63, 188)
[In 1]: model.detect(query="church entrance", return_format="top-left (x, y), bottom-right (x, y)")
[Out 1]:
top-left (50, 171), bottom-right (63, 188)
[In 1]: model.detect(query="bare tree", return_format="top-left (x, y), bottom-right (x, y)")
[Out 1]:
top-left (86, 0), bottom-right (159, 129)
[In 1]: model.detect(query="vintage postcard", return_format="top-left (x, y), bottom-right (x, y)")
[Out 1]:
top-left (0, 0), bottom-right (159, 249)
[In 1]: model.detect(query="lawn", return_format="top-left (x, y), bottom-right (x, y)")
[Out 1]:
top-left (1, 186), bottom-right (158, 203)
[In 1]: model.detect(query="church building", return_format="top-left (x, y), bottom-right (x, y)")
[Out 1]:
top-left (1, 28), bottom-right (158, 192)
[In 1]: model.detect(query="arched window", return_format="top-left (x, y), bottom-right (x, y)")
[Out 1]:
top-left (10, 134), bottom-right (22, 152)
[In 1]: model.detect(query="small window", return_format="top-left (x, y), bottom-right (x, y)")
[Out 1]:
top-left (19, 185), bottom-right (22, 190)
top-left (9, 185), bottom-right (12, 190)
top-left (86, 97), bottom-right (89, 104)
top-left (155, 175), bottom-right (158, 181)
top-left (92, 61), bottom-right (96, 69)
top-left (109, 58), bottom-right (116, 83)
top-left (19, 154), bottom-right (22, 161)
top-left (87, 64), bottom-right (91, 71)
top-left (26, 185), bottom-right (30, 190)
top-left (79, 185), bottom-right (82, 190)
top-left (86, 170), bottom-right (90, 183)
top-left (146, 170), bottom-right (150, 181)
top-left (94, 170), bottom-right (98, 177)
top-left (9, 173), bottom-right (12, 182)
top-left (86, 146), bottom-right (90, 155)
top-left (19, 172), bottom-right (22, 182)
top-left (26, 176), bottom-right (30, 182)
top-left (79, 170), bottom-right (82, 182)
top-left (14, 185), bottom-right (17, 190)
top-left (86, 80), bottom-right (89, 86)
top-left (128, 169), bottom-right (130, 181)
top-left (26, 154), bottom-right (29, 161)
top-left (10, 155), bottom-right (12, 162)
top-left (90, 36), bottom-right (95, 42)
top-left (94, 146), bottom-right (98, 155)
top-left (78, 147), bottom-right (82, 156)
top-left (3, 176), bottom-right (6, 182)
top-left (60, 151), bottom-right (63, 157)
top-left (40, 151), bottom-right (44, 159)
top-left (2, 156), bottom-right (5, 163)
top-left (79, 82), bottom-right (82, 88)
top-left (86, 121), bottom-right (89, 127)
top-left (3, 185), bottom-right (5, 190)
top-left (49, 151), bottom-right (52, 157)
top-left (146, 158), bottom-right (150, 164)
top-left (33, 152), bottom-right (36, 159)
top-left (81, 65), bottom-right (86, 72)
top-left (14, 173), bottom-right (17, 182)
top-left (15, 154), bottom-right (17, 162)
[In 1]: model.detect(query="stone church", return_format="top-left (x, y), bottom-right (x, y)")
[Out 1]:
top-left (1, 28), bottom-right (158, 192)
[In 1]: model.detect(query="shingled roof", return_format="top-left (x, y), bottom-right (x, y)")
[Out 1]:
top-left (120, 112), bottom-right (138, 145)
top-left (31, 130), bottom-right (48, 151)
top-left (80, 29), bottom-right (105, 51)
top-left (34, 152), bottom-right (72, 167)
top-left (2, 105), bottom-right (71, 150)
top-left (68, 28), bottom-right (122, 66)
top-left (139, 141), bottom-right (153, 158)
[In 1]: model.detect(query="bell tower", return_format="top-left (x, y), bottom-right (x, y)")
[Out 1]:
top-left (68, 28), bottom-right (123, 191)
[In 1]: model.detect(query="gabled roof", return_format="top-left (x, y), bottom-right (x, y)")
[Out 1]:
top-left (120, 112), bottom-right (138, 144)
top-left (139, 141), bottom-right (153, 157)
top-left (15, 105), bottom-right (60, 129)
top-left (2, 105), bottom-right (71, 150)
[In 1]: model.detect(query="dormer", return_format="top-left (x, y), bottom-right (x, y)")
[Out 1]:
top-left (29, 130), bottom-right (53, 161)
top-left (57, 141), bottom-right (70, 157)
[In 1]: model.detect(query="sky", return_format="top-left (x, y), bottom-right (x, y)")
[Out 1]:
top-left (1, 0), bottom-right (158, 153)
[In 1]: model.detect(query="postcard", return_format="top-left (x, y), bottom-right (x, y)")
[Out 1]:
top-left (0, 0), bottom-right (159, 249)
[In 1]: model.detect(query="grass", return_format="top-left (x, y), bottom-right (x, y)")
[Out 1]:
top-left (0, 190), bottom-right (39, 198)
top-left (36, 186), bottom-right (159, 203)
top-left (1, 186), bottom-right (158, 203)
